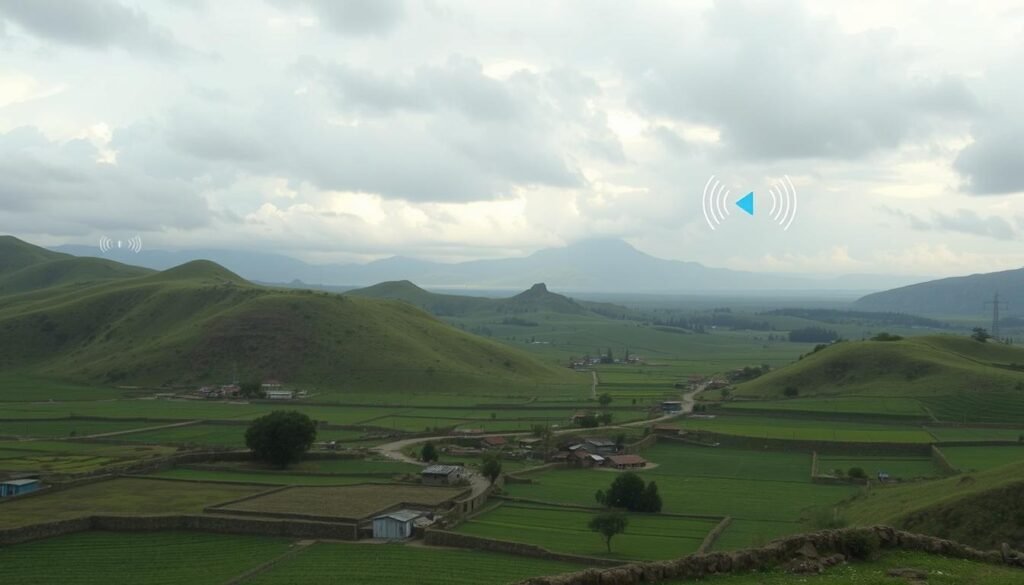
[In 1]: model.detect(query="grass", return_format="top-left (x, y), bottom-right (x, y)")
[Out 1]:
top-left (146, 469), bottom-right (388, 486)
top-left (664, 550), bottom-right (1024, 584)
top-left (217, 484), bottom-right (464, 520)
top-left (454, 503), bottom-right (717, 560)
top-left (922, 392), bottom-right (1024, 424)
top-left (721, 396), bottom-right (927, 418)
top-left (0, 530), bottom-right (293, 585)
top-left (927, 426), bottom-right (1024, 442)
top-left (248, 540), bottom-right (585, 585)
top-left (0, 477), bottom-right (266, 529)
top-left (0, 440), bottom-right (177, 473)
top-left (815, 456), bottom-right (941, 480)
top-left (0, 419), bottom-right (151, 438)
top-left (679, 415), bottom-right (935, 443)
top-left (118, 423), bottom-right (371, 448)
top-left (939, 446), bottom-right (1024, 472)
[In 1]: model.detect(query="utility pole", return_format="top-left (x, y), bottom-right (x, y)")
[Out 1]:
top-left (984, 293), bottom-right (1009, 341)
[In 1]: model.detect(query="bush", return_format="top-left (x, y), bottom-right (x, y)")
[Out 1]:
top-left (245, 411), bottom-right (317, 468)
top-left (847, 467), bottom-right (867, 480)
top-left (841, 531), bottom-right (880, 560)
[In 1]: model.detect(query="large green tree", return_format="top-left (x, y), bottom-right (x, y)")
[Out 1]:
top-left (245, 410), bottom-right (317, 468)
top-left (481, 454), bottom-right (503, 484)
top-left (589, 511), bottom-right (628, 553)
top-left (604, 472), bottom-right (646, 509)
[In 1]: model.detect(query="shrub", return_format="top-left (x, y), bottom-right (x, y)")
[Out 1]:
top-left (848, 467), bottom-right (867, 480)
top-left (245, 411), bottom-right (317, 468)
top-left (841, 531), bottom-right (880, 560)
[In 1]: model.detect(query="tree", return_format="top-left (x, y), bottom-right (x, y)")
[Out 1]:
top-left (245, 410), bottom-right (317, 468)
top-left (598, 393), bottom-right (613, 407)
top-left (615, 433), bottom-right (626, 451)
top-left (579, 414), bottom-right (600, 428)
top-left (598, 412), bottom-right (613, 426)
top-left (605, 472), bottom-right (646, 509)
top-left (972, 327), bottom-right (992, 343)
top-left (421, 441), bottom-right (439, 463)
top-left (638, 481), bottom-right (663, 513)
top-left (240, 381), bottom-right (262, 398)
top-left (481, 454), bottom-right (503, 484)
top-left (589, 511), bottom-right (628, 553)
top-left (847, 467), bottom-right (867, 480)
top-left (595, 489), bottom-right (607, 507)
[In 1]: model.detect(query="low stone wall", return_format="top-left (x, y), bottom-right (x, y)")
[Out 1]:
top-left (674, 431), bottom-right (932, 456)
top-left (0, 514), bottom-right (360, 546)
top-left (718, 407), bottom-right (929, 424)
top-left (931, 445), bottom-right (958, 475)
top-left (696, 517), bottom-right (732, 554)
top-left (510, 526), bottom-right (1015, 585)
top-left (424, 529), bottom-right (623, 567)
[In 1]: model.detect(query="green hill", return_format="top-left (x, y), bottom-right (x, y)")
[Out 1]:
top-left (733, 335), bottom-right (1024, 400)
top-left (0, 238), bottom-right (581, 392)
top-left (843, 459), bottom-right (1024, 549)
top-left (0, 237), bottom-right (151, 296)
top-left (855, 266), bottom-right (1024, 315)
top-left (346, 280), bottom-right (492, 316)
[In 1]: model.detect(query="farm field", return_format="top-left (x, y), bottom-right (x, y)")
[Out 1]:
top-left (454, 503), bottom-right (717, 560)
top-left (0, 419), bottom-right (153, 438)
top-left (504, 443), bottom-right (859, 548)
top-left (815, 455), bottom-right (941, 480)
top-left (247, 540), bottom-right (586, 585)
top-left (147, 469), bottom-right (390, 486)
top-left (940, 446), bottom-right (1024, 472)
top-left (0, 531), bottom-right (293, 585)
top-left (216, 484), bottom-right (465, 520)
top-left (663, 550), bottom-right (1024, 584)
top-left (926, 426), bottom-right (1024, 442)
top-left (0, 440), bottom-right (177, 473)
top-left (0, 478), bottom-right (267, 529)
top-left (679, 415), bottom-right (934, 443)
top-left (720, 396), bottom-right (928, 418)
top-left (922, 392), bottom-right (1024, 424)
top-left (120, 423), bottom-right (371, 448)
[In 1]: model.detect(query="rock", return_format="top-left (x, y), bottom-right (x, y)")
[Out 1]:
top-left (795, 542), bottom-right (820, 559)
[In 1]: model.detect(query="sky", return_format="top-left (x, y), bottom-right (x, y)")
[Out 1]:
top-left (1, 0), bottom-right (1023, 277)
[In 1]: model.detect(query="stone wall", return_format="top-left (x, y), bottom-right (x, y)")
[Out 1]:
top-left (424, 529), bottom-right (622, 567)
top-left (671, 431), bottom-right (932, 456)
top-left (509, 526), bottom-right (1014, 585)
top-left (696, 517), bottom-right (732, 554)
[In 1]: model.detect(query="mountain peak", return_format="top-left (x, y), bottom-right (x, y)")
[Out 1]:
top-left (153, 260), bottom-right (247, 284)
top-left (528, 282), bottom-right (548, 293)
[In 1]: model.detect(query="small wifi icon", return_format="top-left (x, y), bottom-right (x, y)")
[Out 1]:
top-left (701, 175), bottom-right (798, 231)
top-left (98, 235), bottom-right (144, 254)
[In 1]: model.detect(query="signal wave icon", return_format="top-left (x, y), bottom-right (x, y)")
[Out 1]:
top-left (98, 235), bottom-right (144, 254)
top-left (767, 175), bottom-right (798, 231)
top-left (701, 175), bottom-right (732, 230)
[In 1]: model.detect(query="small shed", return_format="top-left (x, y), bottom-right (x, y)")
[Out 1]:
top-left (372, 509), bottom-right (423, 540)
top-left (661, 401), bottom-right (683, 413)
top-left (584, 438), bottom-right (617, 454)
top-left (0, 478), bottom-right (40, 497)
top-left (607, 454), bottom-right (648, 470)
top-left (421, 464), bottom-right (464, 486)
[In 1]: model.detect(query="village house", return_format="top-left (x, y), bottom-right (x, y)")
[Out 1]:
top-left (420, 464), bottom-right (465, 486)
top-left (478, 436), bottom-right (507, 450)
top-left (0, 478), bottom-right (40, 497)
top-left (606, 454), bottom-right (648, 470)
top-left (518, 437), bottom-right (543, 450)
top-left (569, 450), bottom-right (604, 468)
top-left (653, 424), bottom-right (680, 436)
top-left (371, 509), bottom-right (424, 540)
top-left (584, 437), bottom-right (618, 454)
top-left (661, 401), bottom-right (683, 413)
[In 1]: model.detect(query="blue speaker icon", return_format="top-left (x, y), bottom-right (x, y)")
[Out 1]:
top-left (736, 192), bottom-right (755, 216)
top-left (702, 175), bottom-right (797, 231)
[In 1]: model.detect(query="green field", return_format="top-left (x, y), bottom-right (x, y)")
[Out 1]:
top-left (664, 550), bottom-right (1024, 584)
top-left (679, 415), bottom-right (934, 443)
top-left (147, 469), bottom-right (390, 486)
top-left (504, 443), bottom-right (858, 548)
top-left (0, 531), bottom-right (293, 585)
top-left (455, 503), bottom-right (717, 560)
top-left (816, 455), bottom-right (941, 479)
top-left (217, 484), bottom-right (464, 520)
top-left (247, 540), bottom-right (585, 585)
top-left (119, 423), bottom-right (372, 448)
top-left (926, 426), bottom-right (1024, 442)
top-left (0, 478), bottom-right (266, 528)
top-left (0, 440), bottom-right (177, 473)
top-left (721, 396), bottom-right (928, 418)
top-left (0, 419), bottom-right (151, 438)
top-left (940, 446), bottom-right (1024, 472)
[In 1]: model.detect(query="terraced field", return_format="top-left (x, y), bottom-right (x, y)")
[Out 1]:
top-left (940, 446), bottom-right (1024, 472)
top-left (720, 396), bottom-right (927, 418)
top-left (815, 455), bottom-right (941, 479)
top-left (216, 484), bottom-right (465, 520)
top-left (0, 531), bottom-right (294, 585)
top-left (455, 503), bottom-right (718, 560)
top-left (679, 415), bottom-right (934, 443)
top-left (248, 540), bottom-right (586, 585)
top-left (0, 419), bottom-right (152, 438)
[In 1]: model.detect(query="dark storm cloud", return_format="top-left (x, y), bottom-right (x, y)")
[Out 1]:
top-left (0, 0), bottom-right (184, 56)
top-left (954, 121), bottom-right (1024, 195)
top-left (885, 206), bottom-right (1019, 240)
top-left (270, 0), bottom-right (405, 36)
top-left (632, 0), bottom-right (977, 161)
top-left (0, 126), bottom-right (211, 234)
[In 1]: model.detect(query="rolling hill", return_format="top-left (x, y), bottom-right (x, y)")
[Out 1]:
top-left (855, 266), bottom-right (1024, 315)
top-left (0, 236), bottom-right (151, 297)
top-left (733, 335), bottom-right (1024, 400)
top-left (0, 237), bottom-right (582, 392)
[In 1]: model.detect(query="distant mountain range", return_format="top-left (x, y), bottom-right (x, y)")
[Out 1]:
top-left (53, 238), bottom-right (925, 293)
top-left (855, 266), bottom-right (1024, 316)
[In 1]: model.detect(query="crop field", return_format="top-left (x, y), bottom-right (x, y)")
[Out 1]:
top-left (119, 423), bottom-right (371, 448)
top-left (940, 446), bottom-right (1024, 472)
top-left (147, 469), bottom-right (388, 486)
top-left (505, 443), bottom-right (858, 548)
top-left (0, 419), bottom-right (152, 438)
top-left (926, 426), bottom-right (1024, 442)
top-left (921, 392), bottom-right (1024, 424)
top-left (816, 455), bottom-right (941, 479)
top-left (217, 484), bottom-right (465, 520)
top-left (678, 415), bottom-right (935, 443)
top-left (454, 503), bottom-right (717, 560)
top-left (248, 540), bottom-right (586, 585)
top-left (663, 550), bottom-right (1024, 584)
top-left (0, 453), bottom-right (120, 473)
top-left (0, 372), bottom-right (133, 402)
top-left (0, 530), bottom-right (293, 585)
top-left (721, 396), bottom-right (928, 418)
top-left (0, 440), bottom-right (176, 473)
top-left (0, 478), bottom-right (267, 529)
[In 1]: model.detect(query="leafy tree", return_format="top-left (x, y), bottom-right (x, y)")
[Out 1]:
top-left (598, 412), bottom-right (613, 426)
top-left (421, 441), bottom-right (439, 462)
top-left (579, 414), bottom-right (600, 428)
top-left (972, 327), bottom-right (992, 343)
top-left (595, 489), bottom-right (607, 507)
top-left (240, 381), bottom-right (262, 398)
top-left (615, 433), bottom-right (626, 450)
top-left (605, 472), bottom-right (646, 509)
top-left (847, 467), bottom-right (867, 480)
top-left (638, 481), bottom-right (663, 513)
top-left (245, 410), bottom-right (317, 468)
top-left (481, 454), bottom-right (503, 484)
top-left (589, 511), bottom-right (628, 553)
top-left (598, 393), bottom-right (613, 407)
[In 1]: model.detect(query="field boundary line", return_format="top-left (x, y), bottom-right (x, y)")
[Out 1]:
top-left (696, 516), bottom-right (732, 553)
top-left (222, 540), bottom-right (316, 585)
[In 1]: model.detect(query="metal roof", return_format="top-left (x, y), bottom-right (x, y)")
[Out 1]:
top-left (1, 479), bottom-right (39, 486)
top-left (585, 438), bottom-right (615, 446)
top-left (375, 509), bottom-right (423, 523)
top-left (421, 464), bottom-right (462, 475)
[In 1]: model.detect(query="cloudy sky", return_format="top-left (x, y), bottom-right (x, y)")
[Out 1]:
top-left (1, 0), bottom-right (1023, 277)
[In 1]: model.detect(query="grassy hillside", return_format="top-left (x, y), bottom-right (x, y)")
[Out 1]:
top-left (0, 237), bottom-right (151, 297)
top-left (843, 459), bottom-right (1024, 548)
top-left (733, 335), bottom-right (1024, 399)
top-left (855, 266), bottom-right (1024, 315)
top-left (0, 239), bottom-right (581, 391)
